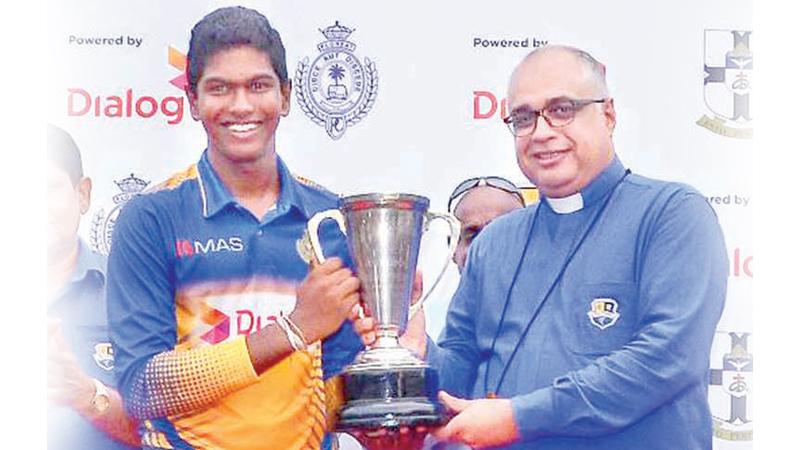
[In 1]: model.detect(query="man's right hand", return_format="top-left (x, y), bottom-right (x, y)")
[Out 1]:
top-left (290, 257), bottom-right (361, 343)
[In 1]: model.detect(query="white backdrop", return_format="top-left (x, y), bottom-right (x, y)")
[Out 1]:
top-left (48, 1), bottom-right (753, 448)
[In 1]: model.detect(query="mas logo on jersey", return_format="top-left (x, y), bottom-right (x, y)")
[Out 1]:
top-left (175, 236), bottom-right (245, 258)
top-left (709, 331), bottom-right (753, 441)
top-left (295, 21), bottom-right (378, 140)
top-left (587, 298), bottom-right (620, 330)
top-left (93, 342), bottom-right (115, 371)
top-left (90, 173), bottom-right (150, 255)
top-left (696, 30), bottom-right (753, 139)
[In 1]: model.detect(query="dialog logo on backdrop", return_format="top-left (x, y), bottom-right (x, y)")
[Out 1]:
top-left (90, 173), bottom-right (150, 255)
top-left (709, 331), bottom-right (753, 442)
top-left (66, 45), bottom-right (188, 125)
top-left (167, 46), bottom-right (189, 91)
top-left (730, 247), bottom-right (753, 278)
top-left (295, 21), bottom-right (378, 140)
top-left (697, 30), bottom-right (753, 139)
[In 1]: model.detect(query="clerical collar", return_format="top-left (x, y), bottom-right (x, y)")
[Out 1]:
top-left (544, 156), bottom-right (628, 215)
top-left (547, 192), bottom-right (584, 214)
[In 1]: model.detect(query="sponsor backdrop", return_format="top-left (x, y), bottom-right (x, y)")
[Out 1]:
top-left (48, 0), bottom-right (753, 448)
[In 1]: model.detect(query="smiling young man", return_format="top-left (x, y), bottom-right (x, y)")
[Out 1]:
top-left (361, 45), bottom-right (729, 449)
top-left (106, 7), bottom-right (362, 450)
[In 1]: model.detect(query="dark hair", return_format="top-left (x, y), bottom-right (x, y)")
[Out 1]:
top-left (47, 124), bottom-right (83, 186)
top-left (187, 6), bottom-right (288, 93)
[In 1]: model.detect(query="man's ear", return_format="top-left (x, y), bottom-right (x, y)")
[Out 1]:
top-left (280, 80), bottom-right (291, 117)
top-left (186, 86), bottom-right (201, 121)
top-left (77, 177), bottom-right (92, 215)
top-left (604, 98), bottom-right (616, 135)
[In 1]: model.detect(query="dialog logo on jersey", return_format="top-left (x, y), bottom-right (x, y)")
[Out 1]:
top-left (200, 292), bottom-right (297, 345)
top-left (587, 298), bottom-right (620, 330)
top-left (175, 236), bottom-right (245, 258)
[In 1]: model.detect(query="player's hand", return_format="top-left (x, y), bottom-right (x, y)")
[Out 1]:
top-left (292, 257), bottom-right (360, 343)
top-left (431, 391), bottom-right (521, 449)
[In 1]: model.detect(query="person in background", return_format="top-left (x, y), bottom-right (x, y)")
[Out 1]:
top-left (447, 176), bottom-right (525, 272)
top-left (47, 123), bottom-right (140, 450)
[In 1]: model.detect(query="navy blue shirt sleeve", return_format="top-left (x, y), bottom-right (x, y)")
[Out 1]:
top-left (106, 196), bottom-right (177, 405)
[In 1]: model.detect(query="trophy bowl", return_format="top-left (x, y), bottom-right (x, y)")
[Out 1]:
top-left (307, 193), bottom-right (459, 442)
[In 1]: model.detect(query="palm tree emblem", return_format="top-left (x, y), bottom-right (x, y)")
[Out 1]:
top-left (327, 63), bottom-right (348, 100)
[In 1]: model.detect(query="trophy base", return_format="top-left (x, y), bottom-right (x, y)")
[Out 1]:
top-left (336, 364), bottom-right (447, 431)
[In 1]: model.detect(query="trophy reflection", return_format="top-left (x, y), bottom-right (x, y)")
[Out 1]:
top-left (307, 193), bottom-right (458, 446)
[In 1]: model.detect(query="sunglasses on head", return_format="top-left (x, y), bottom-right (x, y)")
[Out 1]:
top-left (447, 176), bottom-right (525, 213)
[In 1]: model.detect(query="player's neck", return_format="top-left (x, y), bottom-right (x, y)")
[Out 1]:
top-left (209, 149), bottom-right (281, 220)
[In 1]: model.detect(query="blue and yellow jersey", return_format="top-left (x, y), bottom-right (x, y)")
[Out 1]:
top-left (107, 151), bottom-right (361, 449)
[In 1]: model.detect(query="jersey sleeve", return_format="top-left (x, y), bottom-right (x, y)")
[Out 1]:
top-left (107, 196), bottom-right (258, 419)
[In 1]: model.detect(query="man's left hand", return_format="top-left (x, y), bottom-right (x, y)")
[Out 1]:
top-left (47, 319), bottom-right (94, 410)
top-left (432, 391), bottom-right (521, 449)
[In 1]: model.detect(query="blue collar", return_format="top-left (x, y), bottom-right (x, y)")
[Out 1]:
top-left (544, 155), bottom-right (628, 214)
top-left (196, 151), bottom-right (314, 220)
top-left (69, 239), bottom-right (106, 285)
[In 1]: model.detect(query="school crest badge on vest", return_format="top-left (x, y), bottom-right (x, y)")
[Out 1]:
top-left (587, 298), bottom-right (620, 330)
top-left (93, 342), bottom-right (115, 371)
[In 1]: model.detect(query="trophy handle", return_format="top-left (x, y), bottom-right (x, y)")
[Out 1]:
top-left (307, 209), bottom-right (346, 264)
top-left (409, 211), bottom-right (460, 317)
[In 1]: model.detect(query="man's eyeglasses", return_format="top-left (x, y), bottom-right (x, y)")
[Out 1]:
top-left (502, 97), bottom-right (607, 137)
top-left (447, 176), bottom-right (525, 213)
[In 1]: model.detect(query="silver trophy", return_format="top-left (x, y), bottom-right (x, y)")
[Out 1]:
top-left (307, 193), bottom-right (458, 438)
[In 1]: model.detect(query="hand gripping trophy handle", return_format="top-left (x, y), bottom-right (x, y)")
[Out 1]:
top-left (307, 194), bottom-right (458, 441)
top-left (306, 206), bottom-right (460, 318)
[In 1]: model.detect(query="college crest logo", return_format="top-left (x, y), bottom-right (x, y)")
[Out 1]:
top-left (587, 298), bottom-right (620, 330)
top-left (93, 343), bottom-right (114, 371)
top-left (696, 30), bottom-right (753, 139)
top-left (709, 331), bottom-right (753, 441)
top-left (295, 21), bottom-right (379, 140)
top-left (90, 173), bottom-right (149, 255)
top-left (296, 230), bottom-right (315, 265)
